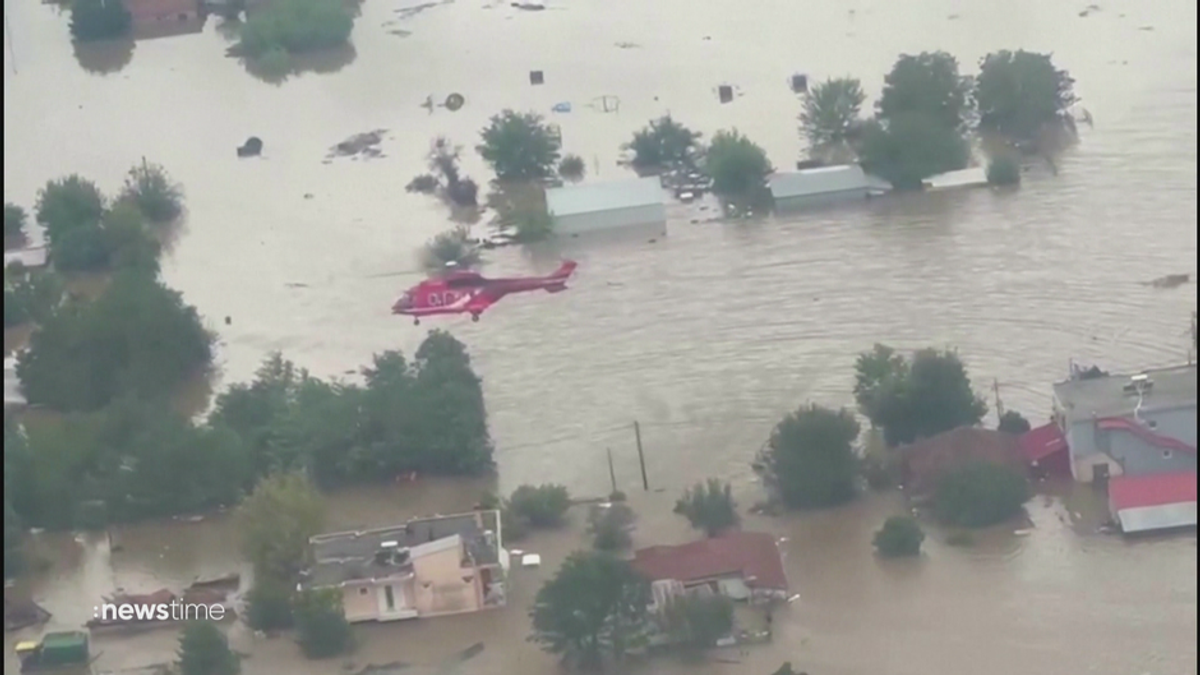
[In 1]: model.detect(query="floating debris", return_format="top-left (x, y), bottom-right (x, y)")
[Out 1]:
top-left (395, 0), bottom-right (452, 20)
top-left (236, 136), bottom-right (263, 158)
top-left (614, 41), bottom-right (640, 49)
top-left (1142, 273), bottom-right (1190, 289)
top-left (511, 1), bottom-right (545, 9)
top-left (529, 69), bottom-right (545, 85)
top-left (551, 101), bottom-right (571, 113)
top-left (445, 93), bottom-right (465, 111)
top-left (327, 129), bottom-right (388, 160)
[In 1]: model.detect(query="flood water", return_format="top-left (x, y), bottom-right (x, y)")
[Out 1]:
top-left (4, 0), bottom-right (1198, 671)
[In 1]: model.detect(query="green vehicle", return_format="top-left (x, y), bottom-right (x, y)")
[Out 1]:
top-left (14, 631), bottom-right (93, 673)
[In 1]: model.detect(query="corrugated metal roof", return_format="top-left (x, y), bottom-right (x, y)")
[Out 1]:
top-left (1019, 422), bottom-right (1069, 463)
top-left (631, 531), bottom-right (788, 591)
top-left (769, 165), bottom-right (872, 200)
top-left (546, 177), bottom-right (664, 217)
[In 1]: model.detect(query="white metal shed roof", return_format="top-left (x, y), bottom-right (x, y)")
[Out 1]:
top-left (769, 165), bottom-right (873, 200)
top-left (1114, 502), bottom-right (1197, 534)
top-left (546, 177), bottom-right (664, 217)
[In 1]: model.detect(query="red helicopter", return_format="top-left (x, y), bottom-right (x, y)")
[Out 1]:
top-left (392, 260), bottom-right (578, 325)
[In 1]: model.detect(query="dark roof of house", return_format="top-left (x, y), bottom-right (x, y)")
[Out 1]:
top-left (1053, 364), bottom-right (1196, 422)
top-left (1108, 472), bottom-right (1197, 511)
top-left (303, 511), bottom-right (500, 588)
top-left (898, 427), bottom-right (1026, 494)
top-left (1019, 422), bottom-right (1069, 463)
top-left (631, 531), bottom-right (788, 591)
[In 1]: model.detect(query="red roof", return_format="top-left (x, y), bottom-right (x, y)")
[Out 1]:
top-left (630, 531), bottom-right (788, 591)
top-left (1019, 422), bottom-right (1069, 463)
top-left (1108, 472), bottom-right (1198, 511)
top-left (1096, 417), bottom-right (1196, 455)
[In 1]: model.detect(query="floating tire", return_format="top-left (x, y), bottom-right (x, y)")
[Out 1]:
top-left (445, 93), bottom-right (465, 111)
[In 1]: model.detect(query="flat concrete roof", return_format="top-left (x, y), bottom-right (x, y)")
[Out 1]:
top-left (769, 164), bottom-right (882, 200)
top-left (1053, 363), bottom-right (1197, 422)
top-left (546, 177), bottom-right (664, 217)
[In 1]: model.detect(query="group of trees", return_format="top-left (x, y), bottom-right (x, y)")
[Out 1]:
top-left (800, 49), bottom-right (1077, 189)
top-left (4, 329), bottom-right (494, 533)
top-left (237, 0), bottom-right (356, 76)
top-left (623, 116), bottom-right (772, 205)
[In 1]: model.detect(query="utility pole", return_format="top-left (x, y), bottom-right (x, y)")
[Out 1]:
top-left (633, 421), bottom-right (649, 491)
top-left (606, 447), bottom-right (617, 496)
top-left (993, 378), bottom-right (1005, 419)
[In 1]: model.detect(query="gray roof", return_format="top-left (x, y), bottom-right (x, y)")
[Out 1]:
top-left (1053, 364), bottom-right (1197, 422)
top-left (546, 177), bottom-right (664, 217)
top-left (769, 165), bottom-right (881, 200)
top-left (303, 511), bottom-right (501, 588)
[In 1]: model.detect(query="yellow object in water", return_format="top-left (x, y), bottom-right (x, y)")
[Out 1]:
top-left (14, 640), bottom-right (39, 655)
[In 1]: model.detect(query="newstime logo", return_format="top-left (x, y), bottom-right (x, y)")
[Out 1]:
top-left (93, 601), bottom-right (228, 622)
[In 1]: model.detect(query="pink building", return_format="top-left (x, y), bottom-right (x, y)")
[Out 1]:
top-left (302, 511), bottom-right (508, 623)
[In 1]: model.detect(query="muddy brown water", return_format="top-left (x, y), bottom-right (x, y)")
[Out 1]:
top-left (3, 0), bottom-right (1197, 672)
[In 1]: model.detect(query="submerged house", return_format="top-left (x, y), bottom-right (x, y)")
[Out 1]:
top-left (631, 531), bottom-right (788, 608)
top-left (545, 177), bottom-right (667, 236)
top-left (897, 427), bottom-right (1027, 495)
top-left (768, 164), bottom-right (891, 211)
top-left (1051, 364), bottom-right (1196, 483)
top-left (125, 0), bottom-right (205, 38)
top-left (1107, 472), bottom-right (1197, 534)
top-left (302, 511), bottom-right (508, 623)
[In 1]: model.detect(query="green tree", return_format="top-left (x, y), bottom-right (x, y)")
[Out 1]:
top-left (975, 50), bottom-right (1078, 144)
top-left (245, 578), bottom-right (296, 631)
top-left (51, 201), bottom-right (162, 274)
top-left (856, 346), bottom-right (988, 448)
top-left (477, 110), bottom-right (562, 182)
top-left (509, 484), bottom-right (571, 528)
top-left (69, 0), bottom-right (132, 42)
top-left (589, 503), bottom-right (635, 552)
top-left (762, 404), bottom-right (861, 509)
top-left (704, 129), bottom-right (773, 200)
top-left (236, 471), bottom-right (326, 582)
top-left (798, 77), bottom-right (866, 150)
top-left (177, 621), bottom-right (240, 675)
top-left (873, 515), bottom-right (924, 558)
top-left (293, 588), bottom-right (352, 659)
top-left (529, 551), bottom-right (651, 669)
top-left (660, 594), bottom-right (734, 652)
top-left (853, 343), bottom-right (907, 422)
top-left (624, 116), bottom-right (703, 173)
top-left (119, 162), bottom-right (185, 225)
top-left (558, 154), bottom-right (586, 182)
top-left (857, 113), bottom-right (970, 190)
top-left (933, 461), bottom-right (1030, 528)
top-left (4, 203), bottom-right (27, 246)
top-left (4, 268), bottom-right (63, 329)
top-left (16, 272), bottom-right (212, 412)
top-left (34, 175), bottom-right (105, 245)
top-left (674, 478), bottom-right (739, 537)
top-left (877, 51), bottom-right (973, 132)
top-left (997, 410), bottom-right (1031, 435)
top-left (4, 500), bottom-right (23, 579)
top-left (237, 0), bottom-right (353, 58)
top-left (419, 226), bottom-right (482, 274)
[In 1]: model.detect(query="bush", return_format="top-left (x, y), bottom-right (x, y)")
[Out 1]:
top-left (997, 410), bottom-right (1031, 435)
top-left (986, 156), bottom-right (1021, 186)
top-left (704, 129), bottom-right (773, 200)
top-left (177, 621), bottom-right (240, 675)
top-left (238, 0), bottom-right (353, 58)
top-left (293, 588), bottom-right (352, 658)
top-left (35, 175), bottom-right (105, 244)
top-left (477, 110), bottom-right (562, 182)
top-left (69, 0), bottom-right (132, 42)
top-left (856, 114), bottom-right (969, 191)
top-left (255, 47), bottom-right (292, 78)
top-left (245, 579), bottom-right (295, 632)
top-left (3, 269), bottom-right (63, 329)
top-left (590, 503), bottom-right (636, 552)
top-left (509, 484), bottom-right (570, 528)
top-left (419, 226), bottom-right (481, 274)
top-left (873, 516), bottom-right (924, 558)
top-left (558, 154), bottom-right (586, 182)
top-left (761, 404), bottom-right (861, 510)
top-left (119, 162), bottom-right (185, 224)
top-left (624, 116), bottom-right (702, 173)
top-left (860, 454), bottom-right (897, 491)
top-left (674, 479), bottom-right (739, 537)
top-left (934, 461), bottom-right (1030, 528)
